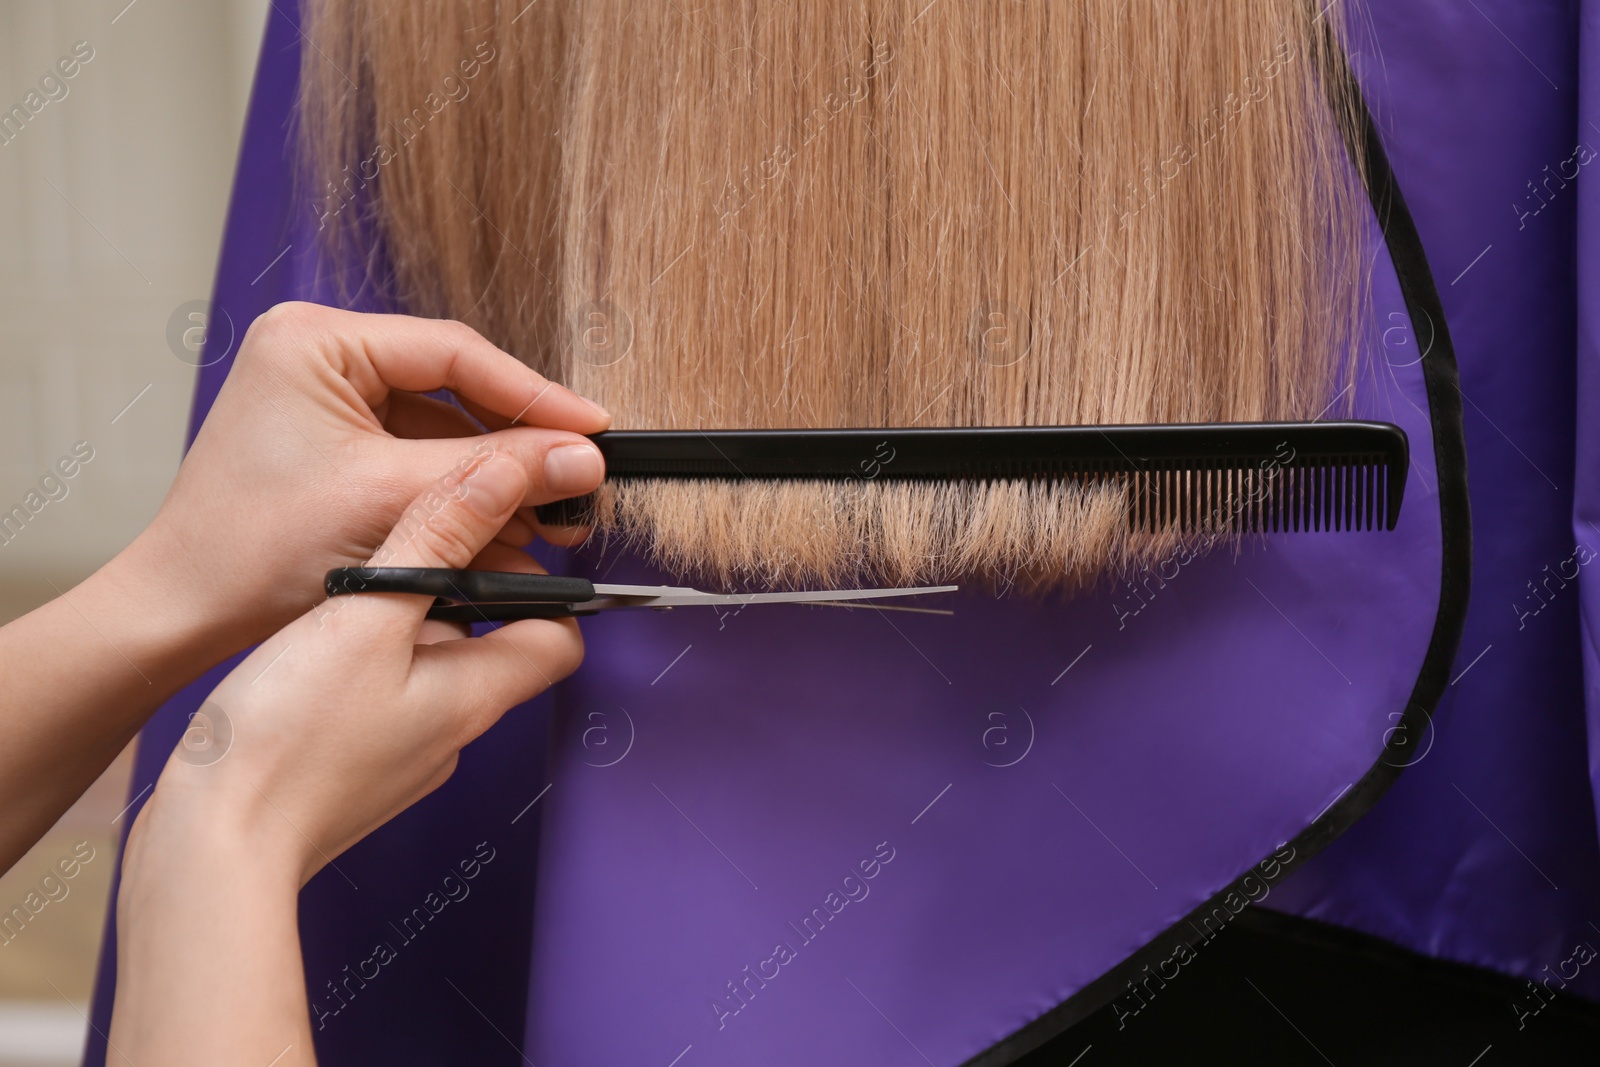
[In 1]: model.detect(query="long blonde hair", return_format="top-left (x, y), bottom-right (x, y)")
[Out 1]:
top-left (302, 0), bottom-right (1365, 589)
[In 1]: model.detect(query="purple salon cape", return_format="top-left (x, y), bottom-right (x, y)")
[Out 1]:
top-left (81, 2), bottom-right (1600, 1063)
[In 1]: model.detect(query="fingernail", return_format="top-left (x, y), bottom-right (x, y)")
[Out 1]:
top-left (544, 444), bottom-right (604, 495)
top-left (579, 393), bottom-right (611, 421)
top-left (461, 455), bottom-right (526, 516)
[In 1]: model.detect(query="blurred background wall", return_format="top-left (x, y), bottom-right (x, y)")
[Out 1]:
top-left (0, 1), bottom-right (269, 1062)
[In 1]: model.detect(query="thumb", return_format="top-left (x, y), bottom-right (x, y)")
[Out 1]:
top-left (340, 450), bottom-right (530, 634)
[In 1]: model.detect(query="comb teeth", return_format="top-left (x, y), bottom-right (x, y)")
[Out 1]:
top-left (534, 421), bottom-right (1409, 534)
top-left (1126, 454), bottom-right (1396, 533)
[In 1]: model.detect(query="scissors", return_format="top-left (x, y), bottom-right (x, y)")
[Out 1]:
top-left (324, 567), bottom-right (959, 622)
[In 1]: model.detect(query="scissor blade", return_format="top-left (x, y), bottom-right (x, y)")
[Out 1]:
top-left (589, 583), bottom-right (958, 609)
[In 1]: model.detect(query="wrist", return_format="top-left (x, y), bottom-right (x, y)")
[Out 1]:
top-left (91, 526), bottom-right (255, 683)
top-left (121, 778), bottom-right (307, 908)
top-left (113, 779), bottom-right (313, 1067)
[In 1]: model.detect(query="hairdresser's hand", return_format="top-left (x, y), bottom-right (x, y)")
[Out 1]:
top-left (112, 451), bottom-right (579, 1066)
top-left (0, 302), bottom-right (603, 879)
top-left (124, 300), bottom-right (608, 664)
top-left (132, 446), bottom-right (579, 882)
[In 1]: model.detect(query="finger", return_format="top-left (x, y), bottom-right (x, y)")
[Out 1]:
top-left (345, 451), bottom-right (530, 636)
top-left (377, 401), bottom-right (596, 540)
top-left (457, 395), bottom-right (515, 433)
top-left (500, 506), bottom-right (550, 547)
top-left (417, 618), bottom-right (472, 645)
top-left (380, 391), bottom-right (486, 440)
top-left (252, 302), bottom-right (611, 432)
top-left (396, 426), bottom-right (605, 508)
top-left (378, 404), bottom-right (604, 531)
top-left (416, 543), bottom-right (544, 644)
top-left (469, 540), bottom-right (547, 574)
top-left (412, 615), bottom-right (586, 741)
top-left (493, 509), bottom-right (538, 548)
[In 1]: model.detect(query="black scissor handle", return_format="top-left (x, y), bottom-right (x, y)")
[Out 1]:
top-left (324, 568), bottom-right (598, 619)
top-left (424, 602), bottom-right (588, 622)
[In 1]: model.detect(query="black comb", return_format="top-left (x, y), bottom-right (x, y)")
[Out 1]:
top-left (535, 421), bottom-right (1409, 534)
